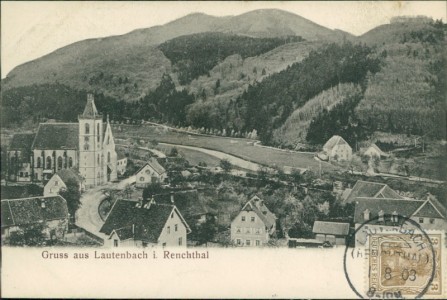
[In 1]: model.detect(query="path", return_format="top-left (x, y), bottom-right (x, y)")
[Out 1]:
top-left (75, 176), bottom-right (136, 241)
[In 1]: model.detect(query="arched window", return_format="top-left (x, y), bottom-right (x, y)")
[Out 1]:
top-left (107, 136), bottom-right (110, 145)
top-left (36, 157), bottom-right (41, 168)
top-left (97, 123), bottom-right (100, 142)
top-left (57, 156), bottom-right (63, 169)
top-left (97, 154), bottom-right (100, 164)
top-left (84, 143), bottom-right (89, 151)
top-left (68, 157), bottom-right (73, 168)
top-left (107, 152), bottom-right (111, 163)
top-left (85, 123), bottom-right (90, 134)
top-left (46, 156), bottom-right (52, 169)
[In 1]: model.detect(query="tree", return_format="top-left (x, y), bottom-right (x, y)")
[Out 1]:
top-left (59, 178), bottom-right (81, 218)
top-left (142, 183), bottom-right (163, 199)
top-left (169, 147), bottom-right (178, 157)
top-left (220, 159), bottom-right (232, 173)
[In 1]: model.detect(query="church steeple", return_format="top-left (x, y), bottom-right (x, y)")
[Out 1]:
top-left (81, 94), bottom-right (100, 118)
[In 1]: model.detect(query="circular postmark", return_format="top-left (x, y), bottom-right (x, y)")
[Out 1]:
top-left (343, 214), bottom-right (438, 299)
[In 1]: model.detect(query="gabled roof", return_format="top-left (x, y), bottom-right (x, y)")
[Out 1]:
top-left (366, 144), bottom-right (389, 157)
top-left (323, 135), bottom-right (350, 151)
top-left (55, 169), bottom-right (83, 185)
top-left (241, 196), bottom-right (276, 229)
top-left (344, 180), bottom-right (404, 204)
top-left (116, 149), bottom-right (127, 160)
top-left (312, 221), bottom-right (350, 236)
top-left (136, 158), bottom-right (166, 176)
top-left (112, 226), bottom-right (134, 241)
top-left (9, 133), bottom-right (35, 151)
top-left (1, 196), bottom-right (68, 228)
top-left (32, 123), bottom-right (79, 150)
top-left (100, 199), bottom-right (190, 243)
top-left (354, 197), bottom-right (428, 224)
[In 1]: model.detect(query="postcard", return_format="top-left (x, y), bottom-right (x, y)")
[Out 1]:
top-left (1, 1), bottom-right (446, 298)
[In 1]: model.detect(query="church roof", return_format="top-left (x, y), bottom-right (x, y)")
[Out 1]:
top-left (32, 123), bottom-right (79, 150)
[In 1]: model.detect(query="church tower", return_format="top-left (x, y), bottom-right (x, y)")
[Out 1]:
top-left (78, 94), bottom-right (104, 187)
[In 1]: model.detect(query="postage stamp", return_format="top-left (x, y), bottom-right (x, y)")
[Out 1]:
top-left (368, 233), bottom-right (442, 298)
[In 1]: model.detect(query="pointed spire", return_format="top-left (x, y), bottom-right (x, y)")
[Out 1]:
top-left (81, 94), bottom-right (99, 118)
top-left (107, 114), bottom-right (110, 123)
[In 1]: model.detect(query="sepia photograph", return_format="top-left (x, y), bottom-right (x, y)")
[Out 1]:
top-left (1, 1), bottom-right (446, 298)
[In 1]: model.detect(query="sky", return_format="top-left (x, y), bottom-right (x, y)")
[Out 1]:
top-left (2, 1), bottom-right (446, 77)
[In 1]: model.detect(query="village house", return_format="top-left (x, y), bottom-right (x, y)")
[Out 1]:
top-left (312, 221), bottom-right (350, 246)
top-left (6, 133), bottom-right (34, 182)
top-left (100, 199), bottom-right (190, 248)
top-left (1, 195), bottom-right (69, 242)
top-left (7, 94), bottom-right (119, 187)
top-left (354, 195), bottom-right (447, 246)
top-left (116, 150), bottom-right (128, 176)
top-left (231, 196), bottom-right (277, 247)
top-left (44, 169), bottom-right (85, 197)
top-left (363, 143), bottom-right (389, 159)
top-left (322, 135), bottom-right (352, 161)
top-left (342, 180), bottom-right (404, 204)
top-left (135, 158), bottom-right (167, 188)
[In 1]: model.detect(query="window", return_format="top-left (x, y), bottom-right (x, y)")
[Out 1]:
top-left (251, 217), bottom-right (255, 222)
top-left (167, 226), bottom-right (170, 234)
top-left (178, 237), bottom-right (182, 246)
top-left (84, 143), bottom-right (89, 151)
top-left (246, 228), bottom-right (251, 234)
top-left (140, 177), bottom-right (145, 182)
top-left (241, 216), bottom-right (246, 222)
top-left (256, 240), bottom-right (260, 246)
top-left (113, 240), bottom-right (118, 247)
top-left (419, 218), bottom-right (424, 224)
top-left (236, 239), bottom-right (241, 245)
top-left (57, 156), bottom-right (63, 169)
top-left (35, 173), bottom-right (39, 180)
top-left (429, 218), bottom-right (435, 224)
top-left (97, 124), bottom-right (100, 142)
top-left (392, 211), bottom-right (398, 223)
top-left (46, 156), bottom-right (52, 169)
top-left (107, 152), bottom-right (111, 163)
top-left (175, 224), bottom-right (178, 232)
top-left (85, 123), bottom-right (90, 134)
top-left (107, 136), bottom-right (110, 145)
top-left (246, 240), bottom-right (251, 246)
top-left (255, 228), bottom-right (260, 234)
top-left (142, 242), bottom-right (148, 248)
top-left (55, 180), bottom-right (58, 186)
top-left (162, 243), bottom-right (166, 248)
top-left (69, 157), bottom-right (73, 168)
top-left (236, 227), bottom-right (241, 233)
top-left (97, 154), bottom-right (100, 164)
top-left (20, 172), bottom-right (23, 177)
top-left (84, 136), bottom-right (89, 142)
top-left (171, 213), bottom-right (174, 218)
top-left (37, 157), bottom-right (41, 168)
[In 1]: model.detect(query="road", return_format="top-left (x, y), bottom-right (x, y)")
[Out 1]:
top-left (75, 176), bottom-right (136, 241)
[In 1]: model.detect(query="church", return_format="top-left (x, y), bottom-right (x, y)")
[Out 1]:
top-left (7, 94), bottom-right (118, 187)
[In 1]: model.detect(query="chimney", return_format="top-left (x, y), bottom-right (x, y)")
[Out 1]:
top-left (170, 192), bottom-right (175, 204)
top-left (41, 199), bottom-right (46, 209)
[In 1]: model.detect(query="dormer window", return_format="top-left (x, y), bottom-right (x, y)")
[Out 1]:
top-left (392, 211), bottom-right (398, 223)
top-left (378, 210), bottom-right (385, 222)
top-left (363, 209), bottom-right (370, 221)
top-left (242, 216), bottom-right (246, 222)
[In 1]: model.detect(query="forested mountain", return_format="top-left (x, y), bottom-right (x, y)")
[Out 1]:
top-left (2, 12), bottom-right (446, 149)
top-left (159, 32), bottom-right (304, 84)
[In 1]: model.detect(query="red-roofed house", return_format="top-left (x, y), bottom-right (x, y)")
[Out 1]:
top-left (1, 195), bottom-right (69, 242)
top-left (100, 199), bottom-right (190, 248)
top-left (231, 196), bottom-right (277, 247)
top-left (322, 135), bottom-right (352, 161)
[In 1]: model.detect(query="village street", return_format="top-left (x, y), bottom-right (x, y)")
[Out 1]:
top-left (75, 175), bottom-right (136, 241)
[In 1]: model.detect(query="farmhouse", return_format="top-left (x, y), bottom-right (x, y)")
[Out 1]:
top-left (354, 195), bottom-right (447, 246)
top-left (7, 94), bottom-right (119, 187)
top-left (1, 195), bottom-right (69, 242)
top-left (100, 199), bottom-right (190, 248)
top-left (231, 196), bottom-right (277, 247)
top-left (44, 169), bottom-right (85, 197)
top-left (312, 221), bottom-right (350, 246)
top-left (322, 135), bottom-right (352, 161)
top-left (343, 180), bottom-right (404, 204)
top-left (135, 158), bottom-right (167, 188)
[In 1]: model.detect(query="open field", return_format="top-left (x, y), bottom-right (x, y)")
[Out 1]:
top-left (157, 144), bottom-right (221, 167)
top-left (112, 124), bottom-right (338, 173)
